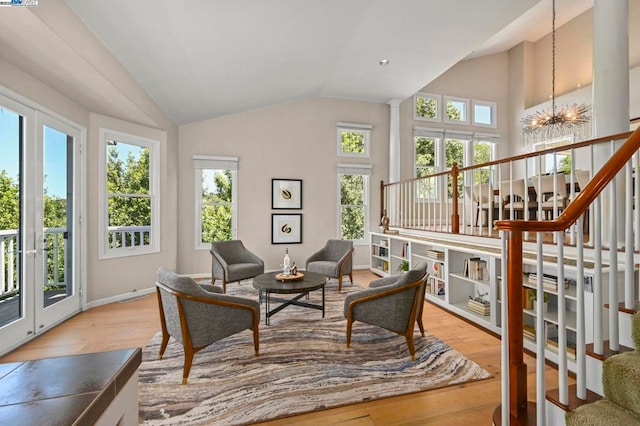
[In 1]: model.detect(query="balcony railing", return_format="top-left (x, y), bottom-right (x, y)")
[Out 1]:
top-left (1, 226), bottom-right (151, 297)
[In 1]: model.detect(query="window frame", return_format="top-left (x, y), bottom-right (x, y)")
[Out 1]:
top-left (194, 156), bottom-right (238, 250)
top-left (98, 128), bottom-right (160, 259)
top-left (413, 134), bottom-right (439, 200)
top-left (472, 100), bottom-right (497, 128)
top-left (337, 164), bottom-right (370, 246)
top-left (413, 92), bottom-right (441, 122)
top-left (471, 137), bottom-right (498, 184)
top-left (336, 122), bottom-right (371, 158)
top-left (443, 96), bottom-right (470, 125)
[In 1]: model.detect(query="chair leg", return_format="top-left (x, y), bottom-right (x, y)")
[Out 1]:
top-left (417, 315), bottom-right (425, 337)
top-left (349, 272), bottom-right (353, 284)
top-left (346, 319), bottom-right (353, 348)
top-left (222, 278), bottom-right (227, 294)
top-left (252, 327), bottom-right (260, 356)
top-left (404, 334), bottom-right (416, 361)
top-left (338, 276), bottom-right (343, 292)
top-left (182, 347), bottom-right (195, 385)
top-left (157, 330), bottom-right (170, 360)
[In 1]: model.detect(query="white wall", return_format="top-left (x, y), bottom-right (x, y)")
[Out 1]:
top-left (177, 97), bottom-right (390, 274)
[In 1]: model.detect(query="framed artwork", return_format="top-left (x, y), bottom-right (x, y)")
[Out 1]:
top-left (272, 179), bottom-right (302, 209)
top-left (272, 214), bottom-right (302, 244)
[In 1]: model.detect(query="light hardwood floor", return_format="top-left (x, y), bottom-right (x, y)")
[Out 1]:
top-left (0, 270), bottom-right (550, 425)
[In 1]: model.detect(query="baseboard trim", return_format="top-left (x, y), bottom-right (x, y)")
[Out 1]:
top-left (85, 287), bottom-right (155, 309)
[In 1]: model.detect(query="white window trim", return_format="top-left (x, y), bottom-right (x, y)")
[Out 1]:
top-left (472, 99), bottom-right (497, 128)
top-left (337, 164), bottom-right (371, 245)
top-left (194, 155), bottom-right (238, 250)
top-left (413, 92), bottom-right (441, 122)
top-left (98, 128), bottom-right (160, 259)
top-left (443, 96), bottom-right (470, 125)
top-left (337, 122), bottom-right (371, 158)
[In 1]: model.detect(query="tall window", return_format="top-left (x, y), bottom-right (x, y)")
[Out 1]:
top-left (338, 164), bottom-right (370, 244)
top-left (445, 138), bottom-right (465, 198)
top-left (415, 136), bottom-right (437, 199)
top-left (194, 156), bottom-right (238, 250)
top-left (99, 129), bottom-right (159, 258)
top-left (337, 122), bottom-right (371, 158)
top-left (473, 139), bottom-right (497, 183)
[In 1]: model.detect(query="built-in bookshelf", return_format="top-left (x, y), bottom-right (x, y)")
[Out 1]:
top-left (369, 231), bottom-right (626, 370)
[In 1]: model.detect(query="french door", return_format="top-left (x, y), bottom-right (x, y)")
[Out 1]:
top-left (0, 93), bottom-right (83, 354)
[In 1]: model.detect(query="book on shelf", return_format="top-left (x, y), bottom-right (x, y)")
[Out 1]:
top-left (467, 297), bottom-right (490, 315)
top-left (523, 324), bottom-right (536, 341)
top-left (426, 250), bottom-right (444, 260)
top-left (546, 336), bottom-right (577, 359)
top-left (526, 273), bottom-right (571, 290)
top-left (431, 261), bottom-right (443, 278)
top-left (437, 280), bottom-right (445, 296)
top-left (463, 257), bottom-right (488, 281)
top-left (401, 242), bottom-right (409, 258)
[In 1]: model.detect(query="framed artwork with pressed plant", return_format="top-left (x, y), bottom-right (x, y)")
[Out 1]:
top-left (272, 178), bottom-right (302, 209)
top-left (272, 214), bottom-right (302, 244)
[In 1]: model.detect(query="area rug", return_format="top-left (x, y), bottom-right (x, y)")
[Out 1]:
top-left (138, 279), bottom-right (491, 425)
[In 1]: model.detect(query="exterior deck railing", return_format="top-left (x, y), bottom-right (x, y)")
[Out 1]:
top-left (1, 225), bottom-right (151, 297)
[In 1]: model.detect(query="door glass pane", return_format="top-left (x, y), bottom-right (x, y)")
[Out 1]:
top-left (0, 108), bottom-right (22, 327)
top-left (43, 125), bottom-right (72, 307)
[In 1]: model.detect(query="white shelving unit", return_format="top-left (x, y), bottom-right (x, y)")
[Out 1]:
top-left (369, 231), bottom-right (625, 369)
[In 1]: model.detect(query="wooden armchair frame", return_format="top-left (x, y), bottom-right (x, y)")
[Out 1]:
top-left (156, 282), bottom-right (260, 384)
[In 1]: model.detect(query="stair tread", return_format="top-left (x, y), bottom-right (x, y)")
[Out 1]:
top-left (546, 384), bottom-right (601, 412)
top-left (586, 340), bottom-right (634, 361)
top-left (566, 400), bottom-right (640, 425)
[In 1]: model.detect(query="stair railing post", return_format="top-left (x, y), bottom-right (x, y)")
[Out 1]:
top-left (507, 230), bottom-right (528, 418)
top-left (451, 163), bottom-right (460, 234)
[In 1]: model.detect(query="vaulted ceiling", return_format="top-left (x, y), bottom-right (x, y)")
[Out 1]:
top-left (0, 0), bottom-right (592, 126)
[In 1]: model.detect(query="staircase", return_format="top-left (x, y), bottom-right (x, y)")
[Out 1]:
top-left (566, 312), bottom-right (640, 424)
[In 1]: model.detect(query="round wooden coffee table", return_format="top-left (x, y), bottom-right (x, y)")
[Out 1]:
top-left (253, 271), bottom-right (326, 325)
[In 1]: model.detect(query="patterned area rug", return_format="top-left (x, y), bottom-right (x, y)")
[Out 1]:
top-left (139, 279), bottom-right (491, 425)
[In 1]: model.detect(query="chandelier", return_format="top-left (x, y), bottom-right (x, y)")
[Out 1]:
top-left (521, 0), bottom-right (591, 148)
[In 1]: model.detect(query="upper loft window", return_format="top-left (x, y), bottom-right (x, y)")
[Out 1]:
top-left (98, 128), bottom-right (159, 259)
top-left (413, 93), bottom-right (441, 122)
top-left (472, 100), bottom-right (497, 128)
top-left (337, 122), bottom-right (371, 158)
top-left (444, 96), bottom-right (469, 125)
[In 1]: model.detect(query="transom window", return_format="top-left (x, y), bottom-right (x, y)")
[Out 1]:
top-left (337, 122), bottom-right (371, 158)
top-left (472, 100), bottom-right (497, 128)
top-left (413, 93), bottom-right (441, 122)
top-left (444, 96), bottom-right (469, 125)
top-left (99, 128), bottom-right (159, 258)
top-left (194, 156), bottom-right (238, 250)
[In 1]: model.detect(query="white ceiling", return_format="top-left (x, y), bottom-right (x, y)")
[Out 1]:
top-left (53, 0), bottom-right (589, 125)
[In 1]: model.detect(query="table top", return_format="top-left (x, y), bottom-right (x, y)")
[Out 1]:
top-left (253, 270), bottom-right (326, 294)
top-left (0, 348), bottom-right (141, 426)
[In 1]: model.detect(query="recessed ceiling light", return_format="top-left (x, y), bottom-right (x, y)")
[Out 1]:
top-left (379, 59), bottom-right (390, 66)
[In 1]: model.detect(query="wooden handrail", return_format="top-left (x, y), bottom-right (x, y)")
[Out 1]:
top-left (495, 127), bottom-right (640, 232)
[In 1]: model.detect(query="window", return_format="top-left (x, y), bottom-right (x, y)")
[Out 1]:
top-left (99, 128), bottom-right (159, 258)
top-left (472, 137), bottom-right (497, 183)
top-left (337, 122), bottom-right (371, 157)
top-left (338, 164), bottom-right (370, 244)
top-left (194, 156), bottom-right (238, 250)
top-left (444, 96), bottom-right (469, 125)
top-left (472, 100), bottom-right (497, 128)
top-left (413, 93), bottom-right (441, 122)
top-left (414, 135), bottom-right (437, 199)
top-left (445, 138), bottom-right (466, 198)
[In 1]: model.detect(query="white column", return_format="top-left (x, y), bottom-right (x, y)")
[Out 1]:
top-left (387, 99), bottom-right (402, 183)
top-left (592, 0), bottom-right (629, 245)
top-left (592, 0), bottom-right (630, 138)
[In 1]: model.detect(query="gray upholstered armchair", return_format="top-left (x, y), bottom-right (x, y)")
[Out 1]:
top-left (210, 240), bottom-right (264, 293)
top-left (305, 239), bottom-right (354, 292)
top-left (343, 262), bottom-right (428, 360)
top-left (155, 267), bottom-right (260, 384)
